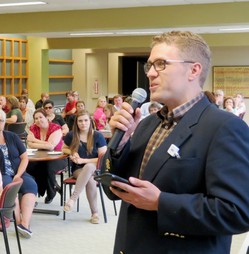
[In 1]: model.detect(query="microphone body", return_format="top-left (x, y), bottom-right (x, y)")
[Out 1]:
top-left (108, 88), bottom-right (147, 151)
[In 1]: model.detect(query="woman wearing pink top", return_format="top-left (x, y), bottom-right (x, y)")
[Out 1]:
top-left (93, 96), bottom-right (107, 130)
top-left (26, 109), bottom-right (67, 204)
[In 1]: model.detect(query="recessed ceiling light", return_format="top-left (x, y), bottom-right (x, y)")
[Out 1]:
top-left (0, 1), bottom-right (46, 7)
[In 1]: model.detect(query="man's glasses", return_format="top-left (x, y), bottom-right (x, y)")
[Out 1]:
top-left (144, 59), bottom-right (195, 74)
top-left (0, 119), bottom-right (5, 123)
top-left (44, 106), bottom-right (53, 110)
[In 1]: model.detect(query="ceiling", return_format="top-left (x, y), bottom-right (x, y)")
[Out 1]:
top-left (1, 0), bottom-right (249, 38)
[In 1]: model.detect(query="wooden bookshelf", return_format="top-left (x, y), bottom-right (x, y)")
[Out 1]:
top-left (0, 37), bottom-right (28, 96)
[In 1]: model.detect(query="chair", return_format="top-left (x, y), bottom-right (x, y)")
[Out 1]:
top-left (0, 178), bottom-right (23, 254)
top-left (62, 155), bottom-right (117, 222)
top-left (6, 122), bottom-right (27, 147)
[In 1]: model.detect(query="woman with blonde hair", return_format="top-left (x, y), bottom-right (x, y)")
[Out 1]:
top-left (93, 96), bottom-right (107, 130)
top-left (62, 110), bottom-right (107, 223)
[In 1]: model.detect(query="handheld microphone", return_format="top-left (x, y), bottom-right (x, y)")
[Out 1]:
top-left (108, 88), bottom-right (147, 150)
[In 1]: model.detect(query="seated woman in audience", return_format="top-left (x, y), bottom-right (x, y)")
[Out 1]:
top-left (19, 96), bottom-right (35, 133)
top-left (0, 109), bottom-right (37, 239)
top-left (62, 110), bottom-right (107, 224)
top-left (103, 103), bottom-right (115, 131)
top-left (43, 99), bottom-right (69, 136)
top-left (93, 96), bottom-right (107, 130)
top-left (234, 93), bottom-right (246, 119)
top-left (223, 96), bottom-right (238, 116)
top-left (27, 109), bottom-right (67, 204)
top-left (6, 96), bottom-right (23, 124)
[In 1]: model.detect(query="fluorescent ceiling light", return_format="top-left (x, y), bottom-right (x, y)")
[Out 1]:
top-left (70, 32), bottom-right (114, 36)
top-left (219, 27), bottom-right (249, 31)
top-left (116, 31), bottom-right (161, 35)
top-left (0, 1), bottom-right (46, 7)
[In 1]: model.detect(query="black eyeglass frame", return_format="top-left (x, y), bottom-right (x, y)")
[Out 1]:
top-left (144, 59), bottom-right (195, 74)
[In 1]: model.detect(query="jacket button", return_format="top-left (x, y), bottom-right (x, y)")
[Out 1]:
top-left (120, 251), bottom-right (124, 254)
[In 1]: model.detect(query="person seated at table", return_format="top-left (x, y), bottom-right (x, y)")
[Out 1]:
top-left (61, 90), bottom-right (77, 119)
top-left (93, 96), bottom-right (107, 130)
top-left (26, 109), bottom-right (67, 204)
top-left (35, 92), bottom-right (49, 109)
top-left (113, 94), bottom-right (123, 111)
top-left (148, 101), bottom-right (163, 115)
top-left (0, 109), bottom-right (37, 239)
top-left (62, 110), bottom-right (107, 224)
top-left (19, 96), bottom-right (35, 133)
top-left (76, 100), bottom-right (85, 113)
top-left (0, 95), bottom-right (8, 113)
top-left (234, 93), bottom-right (246, 119)
top-left (21, 88), bottom-right (35, 111)
top-left (103, 103), bottom-right (115, 131)
top-left (43, 99), bottom-right (69, 136)
top-left (5, 96), bottom-right (23, 124)
top-left (223, 96), bottom-right (238, 116)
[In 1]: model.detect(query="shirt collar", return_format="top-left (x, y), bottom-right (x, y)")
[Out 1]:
top-left (157, 91), bottom-right (204, 126)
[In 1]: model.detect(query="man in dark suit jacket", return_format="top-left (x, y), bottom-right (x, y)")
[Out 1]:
top-left (102, 31), bottom-right (249, 254)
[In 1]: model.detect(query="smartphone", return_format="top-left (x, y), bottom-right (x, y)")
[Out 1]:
top-left (94, 173), bottom-right (131, 191)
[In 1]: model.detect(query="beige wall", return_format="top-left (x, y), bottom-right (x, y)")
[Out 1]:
top-left (27, 37), bottom-right (249, 125)
top-left (27, 36), bottom-right (49, 103)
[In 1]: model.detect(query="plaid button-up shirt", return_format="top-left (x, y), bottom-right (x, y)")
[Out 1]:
top-left (139, 92), bottom-right (204, 178)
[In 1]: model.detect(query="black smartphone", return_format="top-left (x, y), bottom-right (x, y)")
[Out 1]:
top-left (94, 173), bottom-right (131, 191)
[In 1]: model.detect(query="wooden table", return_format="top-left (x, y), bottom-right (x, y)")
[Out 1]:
top-left (28, 150), bottom-right (69, 216)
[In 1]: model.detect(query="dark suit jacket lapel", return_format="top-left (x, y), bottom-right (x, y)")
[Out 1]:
top-left (142, 96), bottom-right (211, 181)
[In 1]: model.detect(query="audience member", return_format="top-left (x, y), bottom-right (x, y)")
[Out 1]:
top-left (35, 92), bottom-right (49, 109)
top-left (113, 94), bottom-right (123, 111)
top-left (223, 96), bottom-right (238, 115)
top-left (61, 91), bottom-right (77, 119)
top-left (103, 103), bottom-right (116, 130)
top-left (76, 100), bottom-right (85, 113)
top-left (102, 31), bottom-right (249, 253)
top-left (6, 96), bottom-right (23, 124)
top-left (21, 88), bottom-right (35, 110)
top-left (214, 89), bottom-right (224, 108)
top-left (62, 110), bottom-right (107, 224)
top-left (234, 93), bottom-right (246, 119)
top-left (27, 109), bottom-right (67, 204)
top-left (43, 100), bottom-right (69, 136)
top-left (93, 96), bottom-right (107, 130)
top-left (19, 96), bottom-right (35, 133)
top-left (0, 95), bottom-right (8, 113)
top-left (73, 91), bottom-right (80, 101)
top-left (148, 101), bottom-right (162, 114)
top-left (0, 109), bottom-right (37, 239)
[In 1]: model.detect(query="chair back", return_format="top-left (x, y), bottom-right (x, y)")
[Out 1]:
top-left (6, 122), bottom-right (27, 135)
top-left (6, 122), bottom-right (27, 146)
top-left (0, 179), bottom-right (23, 225)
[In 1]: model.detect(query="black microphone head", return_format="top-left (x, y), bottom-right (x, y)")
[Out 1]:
top-left (132, 88), bottom-right (147, 104)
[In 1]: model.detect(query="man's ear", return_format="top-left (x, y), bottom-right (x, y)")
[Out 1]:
top-left (188, 62), bottom-right (202, 81)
